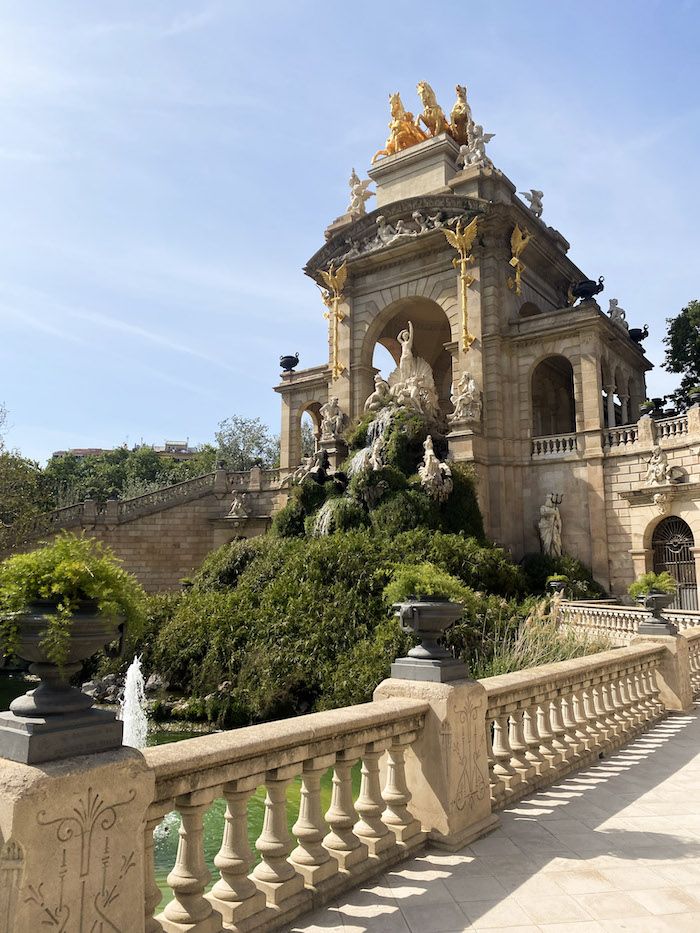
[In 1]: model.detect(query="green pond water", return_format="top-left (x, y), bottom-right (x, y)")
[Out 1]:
top-left (0, 674), bottom-right (359, 909)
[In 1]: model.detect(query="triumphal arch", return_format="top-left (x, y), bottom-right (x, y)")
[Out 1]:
top-left (275, 82), bottom-right (700, 606)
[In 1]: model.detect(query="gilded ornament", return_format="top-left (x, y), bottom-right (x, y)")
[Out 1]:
top-left (450, 84), bottom-right (472, 147)
top-left (506, 224), bottom-right (534, 296)
top-left (372, 93), bottom-right (428, 164)
top-left (443, 216), bottom-right (479, 352)
top-left (416, 81), bottom-right (450, 137)
top-left (567, 283), bottom-right (577, 307)
top-left (318, 260), bottom-right (348, 381)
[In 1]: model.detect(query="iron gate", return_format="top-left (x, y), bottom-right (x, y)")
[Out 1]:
top-left (652, 517), bottom-right (698, 610)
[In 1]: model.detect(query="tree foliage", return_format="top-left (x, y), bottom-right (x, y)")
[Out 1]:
top-left (663, 299), bottom-right (700, 409)
top-left (215, 416), bottom-right (280, 471)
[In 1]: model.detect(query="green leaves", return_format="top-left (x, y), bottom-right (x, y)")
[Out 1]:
top-left (663, 299), bottom-right (700, 409)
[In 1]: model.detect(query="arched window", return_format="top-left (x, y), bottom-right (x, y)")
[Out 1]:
top-left (652, 517), bottom-right (698, 610)
top-left (531, 356), bottom-right (576, 436)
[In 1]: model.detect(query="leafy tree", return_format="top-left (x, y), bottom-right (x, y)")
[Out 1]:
top-left (0, 451), bottom-right (50, 528)
top-left (300, 419), bottom-right (316, 458)
top-left (663, 299), bottom-right (700, 409)
top-left (215, 416), bottom-right (280, 471)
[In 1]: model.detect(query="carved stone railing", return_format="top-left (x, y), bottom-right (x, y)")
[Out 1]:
top-left (142, 699), bottom-right (428, 933)
top-left (562, 601), bottom-right (700, 644)
top-left (480, 644), bottom-right (666, 810)
top-left (117, 473), bottom-right (218, 521)
top-left (656, 414), bottom-right (689, 440)
top-left (531, 433), bottom-right (578, 458)
top-left (686, 628), bottom-right (700, 697)
top-left (603, 424), bottom-right (638, 449)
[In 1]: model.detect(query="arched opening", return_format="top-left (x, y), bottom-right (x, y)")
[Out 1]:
top-left (519, 301), bottom-right (541, 318)
top-left (531, 356), bottom-right (576, 436)
top-left (298, 402), bottom-right (321, 463)
top-left (362, 297), bottom-right (453, 416)
top-left (652, 517), bottom-right (698, 610)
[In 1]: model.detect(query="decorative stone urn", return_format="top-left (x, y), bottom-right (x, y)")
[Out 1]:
top-left (280, 352), bottom-right (300, 372)
top-left (390, 597), bottom-right (469, 683)
top-left (571, 276), bottom-right (604, 301)
top-left (548, 579), bottom-right (567, 595)
top-left (635, 591), bottom-right (678, 636)
top-left (0, 600), bottom-right (125, 763)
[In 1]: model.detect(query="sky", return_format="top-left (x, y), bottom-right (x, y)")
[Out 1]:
top-left (0, 0), bottom-right (699, 463)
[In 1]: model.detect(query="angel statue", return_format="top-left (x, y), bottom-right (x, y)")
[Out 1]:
top-left (346, 168), bottom-right (374, 218)
top-left (519, 189), bottom-right (544, 218)
top-left (608, 298), bottom-right (629, 331)
top-left (466, 124), bottom-right (495, 167)
top-left (418, 436), bottom-right (453, 503)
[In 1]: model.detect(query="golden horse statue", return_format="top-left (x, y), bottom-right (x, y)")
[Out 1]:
top-left (372, 92), bottom-right (428, 163)
top-left (449, 84), bottom-right (472, 146)
top-left (416, 80), bottom-right (450, 137)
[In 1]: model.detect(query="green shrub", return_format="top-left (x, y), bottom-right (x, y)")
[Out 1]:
top-left (628, 571), bottom-right (678, 598)
top-left (383, 561), bottom-right (469, 604)
top-left (271, 498), bottom-right (306, 538)
top-left (520, 552), bottom-right (604, 598)
top-left (370, 491), bottom-right (428, 535)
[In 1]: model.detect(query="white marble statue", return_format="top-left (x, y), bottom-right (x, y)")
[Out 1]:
top-left (412, 210), bottom-right (432, 234)
top-left (368, 436), bottom-right (384, 471)
top-left (653, 492), bottom-right (671, 515)
top-left (448, 371), bottom-right (482, 424)
top-left (466, 124), bottom-right (495, 168)
top-left (387, 321), bottom-right (441, 420)
top-left (608, 298), bottom-right (629, 330)
top-left (645, 445), bottom-right (673, 485)
top-left (320, 396), bottom-right (348, 441)
top-left (375, 215), bottom-right (398, 247)
top-left (538, 494), bottom-right (563, 558)
top-left (418, 436), bottom-right (453, 503)
top-left (520, 189), bottom-right (544, 218)
top-left (346, 168), bottom-right (374, 218)
top-left (457, 144), bottom-right (470, 170)
top-left (364, 373), bottom-right (390, 412)
top-left (228, 492), bottom-right (250, 518)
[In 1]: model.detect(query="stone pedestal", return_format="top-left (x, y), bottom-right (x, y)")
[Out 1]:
top-left (320, 438), bottom-right (347, 473)
top-left (368, 133), bottom-right (460, 207)
top-left (0, 748), bottom-right (154, 933)
top-left (632, 633), bottom-right (694, 712)
top-left (0, 707), bottom-right (123, 765)
top-left (374, 678), bottom-right (498, 850)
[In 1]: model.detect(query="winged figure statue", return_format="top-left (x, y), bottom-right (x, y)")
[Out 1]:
top-left (442, 216), bottom-right (479, 256)
top-left (318, 259), bottom-right (348, 298)
top-left (519, 189), bottom-right (544, 218)
top-left (509, 225), bottom-right (533, 264)
top-left (346, 169), bottom-right (375, 217)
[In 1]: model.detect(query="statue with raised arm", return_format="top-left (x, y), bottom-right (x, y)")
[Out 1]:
top-left (387, 321), bottom-right (440, 420)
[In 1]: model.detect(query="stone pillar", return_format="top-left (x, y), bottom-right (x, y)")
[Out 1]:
top-left (637, 414), bottom-right (656, 445)
top-left (619, 394), bottom-right (630, 425)
top-left (373, 678), bottom-right (498, 850)
top-left (687, 403), bottom-right (700, 436)
top-left (0, 748), bottom-right (154, 933)
top-left (630, 547), bottom-right (653, 577)
top-left (213, 463), bottom-right (228, 495)
top-left (320, 438), bottom-right (348, 473)
top-left (605, 385), bottom-right (617, 428)
top-left (631, 634), bottom-right (694, 713)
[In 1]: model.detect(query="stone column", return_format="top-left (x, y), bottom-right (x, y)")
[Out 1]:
top-left (637, 414), bottom-right (656, 446)
top-left (0, 748), bottom-right (154, 933)
top-left (373, 678), bottom-right (498, 850)
top-left (605, 385), bottom-right (617, 429)
top-left (619, 394), bottom-right (630, 425)
top-left (630, 547), bottom-right (653, 577)
top-left (631, 634), bottom-right (694, 713)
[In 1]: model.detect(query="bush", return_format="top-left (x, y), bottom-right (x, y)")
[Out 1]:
top-left (628, 571), bottom-right (678, 598)
top-left (520, 552), bottom-right (604, 598)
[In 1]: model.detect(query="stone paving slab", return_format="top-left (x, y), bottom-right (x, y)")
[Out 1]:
top-left (291, 711), bottom-right (700, 933)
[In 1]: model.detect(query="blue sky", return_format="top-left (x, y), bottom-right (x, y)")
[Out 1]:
top-left (1, 0), bottom-right (699, 463)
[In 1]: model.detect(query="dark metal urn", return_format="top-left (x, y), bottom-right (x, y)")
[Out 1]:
top-left (629, 325), bottom-right (649, 345)
top-left (280, 353), bottom-right (299, 372)
top-left (636, 591), bottom-right (677, 636)
top-left (0, 599), bottom-right (126, 763)
top-left (571, 276), bottom-right (604, 301)
top-left (390, 597), bottom-right (470, 683)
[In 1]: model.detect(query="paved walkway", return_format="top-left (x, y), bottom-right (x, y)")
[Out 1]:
top-left (293, 710), bottom-right (700, 933)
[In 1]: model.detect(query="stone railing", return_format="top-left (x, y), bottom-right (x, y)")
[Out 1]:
top-left (562, 600), bottom-right (700, 644)
top-left (603, 424), bottom-right (638, 449)
top-left (141, 699), bottom-right (428, 933)
top-left (686, 628), bottom-right (700, 697)
top-left (480, 643), bottom-right (666, 810)
top-left (531, 433), bottom-right (578, 458)
top-left (117, 473), bottom-right (218, 521)
top-left (656, 413), bottom-right (689, 440)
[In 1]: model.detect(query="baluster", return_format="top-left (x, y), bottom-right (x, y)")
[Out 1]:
top-left (145, 811), bottom-right (165, 933)
top-left (627, 668), bottom-right (645, 732)
top-left (207, 778), bottom-right (266, 925)
top-left (508, 708), bottom-right (535, 785)
top-left (576, 685), bottom-right (598, 751)
top-left (636, 665), bottom-right (656, 721)
top-left (381, 733), bottom-right (422, 847)
top-left (604, 677), bottom-right (626, 746)
top-left (560, 691), bottom-right (583, 763)
top-left (354, 741), bottom-right (395, 857)
top-left (491, 712), bottom-right (519, 793)
top-left (160, 790), bottom-right (222, 933)
top-left (323, 747), bottom-right (368, 869)
top-left (522, 704), bottom-right (547, 778)
top-left (585, 682), bottom-right (605, 753)
top-left (613, 674), bottom-right (634, 739)
top-left (645, 661), bottom-right (665, 717)
top-left (619, 671), bottom-right (637, 737)
top-left (591, 682), bottom-right (612, 752)
top-left (534, 702), bottom-right (559, 779)
top-left (485, 716), bottom-right (507, 803)
top-left (253, 769), bottom-right (305, 909)
top-left (546, 697), bottom-right (570, 768)
top-left (289, 755), bottom-right (338, 886)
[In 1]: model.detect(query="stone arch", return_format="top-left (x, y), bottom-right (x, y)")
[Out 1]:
top-left (649, 516), bottom-right (698, 610)
top-left (531, 355), bottom-right (576, 436)
top-left (519, 301), bottom-right (541, 318)
top-left (299, 401), bottom-right (322, 454)
top-left (361, 296), bottom-right (455, 416)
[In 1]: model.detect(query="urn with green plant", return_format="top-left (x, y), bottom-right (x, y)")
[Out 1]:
top-left (628, 571), bottom-right (678, 634)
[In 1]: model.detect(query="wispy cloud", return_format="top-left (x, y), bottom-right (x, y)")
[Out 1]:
top-left (0, 302), bottom-right (85, 342)
top-left (162, 5), bottom-right (223, 37)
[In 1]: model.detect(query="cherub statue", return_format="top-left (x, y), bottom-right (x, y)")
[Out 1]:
top-left (448, 371), bottom-right (481, 424)
top-left (395, 219), bottom-right (416, 238)
top-left (412, 210), bottom-right (432, 234)
top-left (372, 92), bottom-right (428, 163)
top-left (519, 189), bottom-right (544, 218)
top-left (466, 124), bottom-right (495, 167)
top-left (320, 396), bottom-right (348, 441)
top-left (645, 445), bottom-right (674, 485)
top-left (418, 436), bottom-right (453, 503)
top-left (456, 144), bottom-right (470, 170)
top-left (416, 81), bottom-right (450, 136)
top-left (450, 84), bottom-right (472, 146)
top-left (346, 168), bottom-right (374, 218)
top-left (608, 298), bottom-right (629, 330)
top-left (364, 374), bottom-right (391, 412)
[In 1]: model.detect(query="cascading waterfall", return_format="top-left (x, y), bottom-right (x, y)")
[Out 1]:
top-left (312, 498), bottom-right (343, 537)
top-left (347, 406), bottom-right (395, 477)
top-left (118, 655), bottom-right (148, 749)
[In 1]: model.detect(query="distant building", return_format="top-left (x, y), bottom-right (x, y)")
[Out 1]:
top-left (51, 440), bottom-right (197, 462)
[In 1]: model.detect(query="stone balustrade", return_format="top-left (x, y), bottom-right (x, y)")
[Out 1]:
top-left (141, 699), bottom-right (428, 933)
top-left (531, 433), bottom-right (578, 458)
top-left (562, 600), bottom-right (700, 644)
top-left (603, 424), bottom-right (638, 449)
top-left (480, 644), bottom-right (666, 810)
top-left (656, 413), bottom-right (689, 440)
top-left (686, 628), bottom-right (700, 697)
